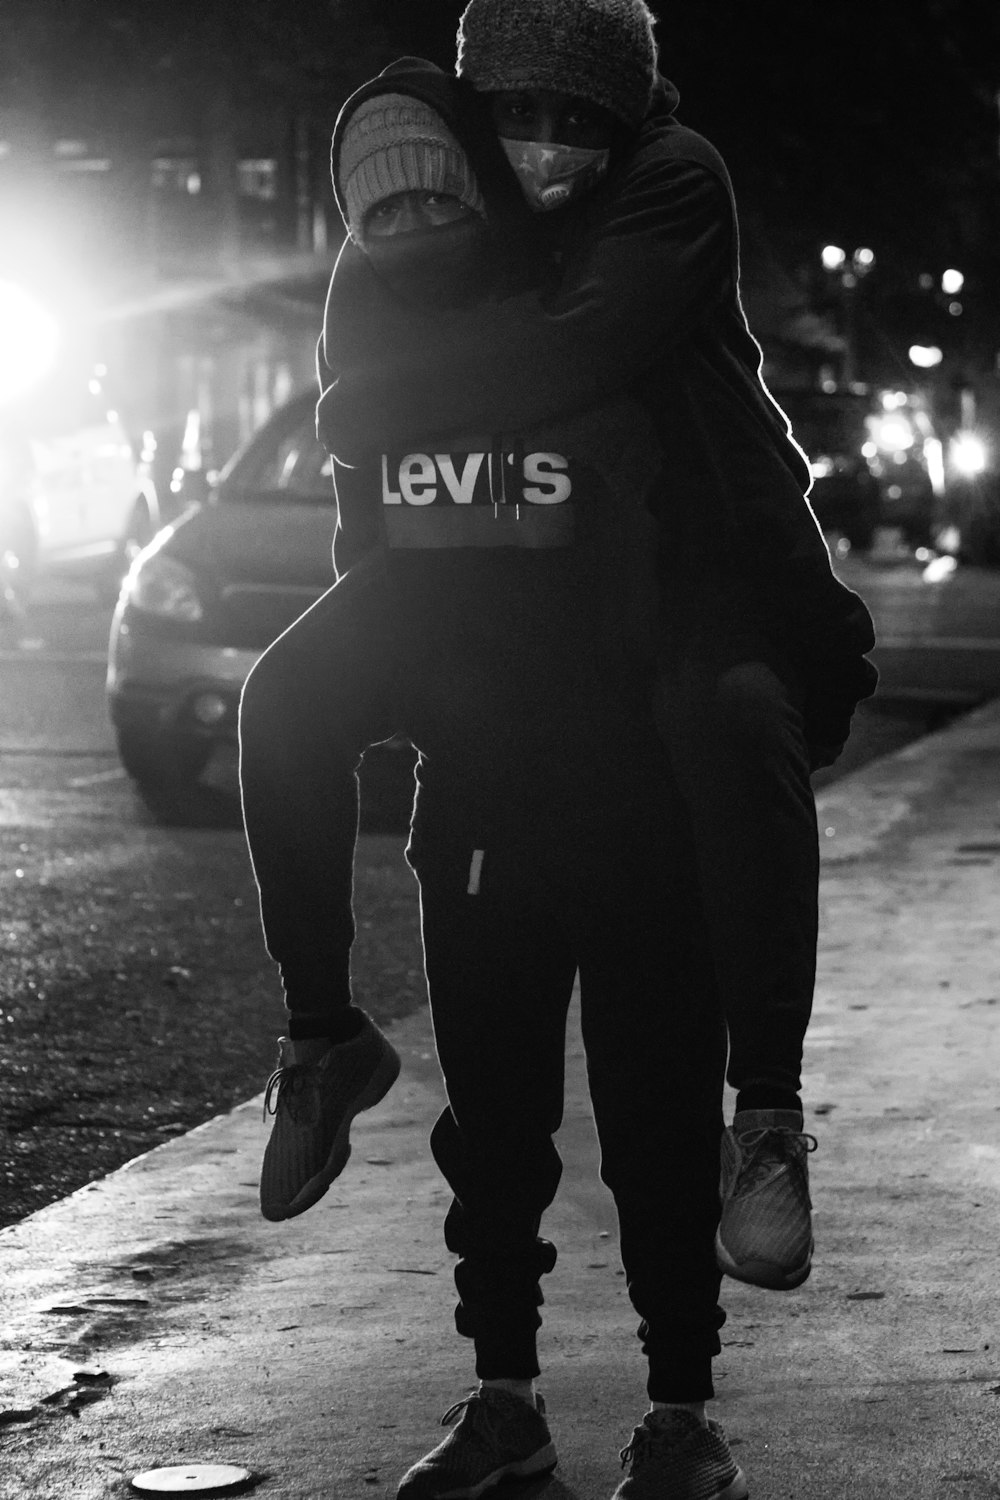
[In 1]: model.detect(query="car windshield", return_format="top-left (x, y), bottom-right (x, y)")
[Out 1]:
top-left (219, 401), bottom-right (335, 506)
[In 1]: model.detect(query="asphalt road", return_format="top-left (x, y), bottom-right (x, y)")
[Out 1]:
top-left (836, 538), bottom-right (1000, 711)
top-left (1, 551), bottom-right (999, 1227)
top-left (0, 580), bottom-right (424, 1229)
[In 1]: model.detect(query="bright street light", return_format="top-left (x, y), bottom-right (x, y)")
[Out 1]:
top-left (941, 268), bottom-right (964, 295)
top-left (909, 344), bottom-right (943, 368)
top-left (0, 280), bottom-right (60, 407)
top-left (950, 431), bottom-right (987, 478)
top-left (821, 244), bottom-right (846, 271)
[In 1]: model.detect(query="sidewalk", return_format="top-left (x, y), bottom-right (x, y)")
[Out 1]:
top-left (2, 702), bottom-right (1000, 1499)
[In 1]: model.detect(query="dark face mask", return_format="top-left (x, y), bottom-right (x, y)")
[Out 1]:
top-left (363, 218), bottom-right (496, 308)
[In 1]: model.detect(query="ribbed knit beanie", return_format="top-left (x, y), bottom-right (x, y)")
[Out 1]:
top-left (337, 93), bottom-right (485, 240)
top-left (456, 0), bottom-right (658, 131)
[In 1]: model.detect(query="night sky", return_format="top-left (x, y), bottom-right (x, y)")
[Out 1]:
top-left (2, 0), bottom-right (998, 362)
top-left (4, 1), bottom-right (997, 244)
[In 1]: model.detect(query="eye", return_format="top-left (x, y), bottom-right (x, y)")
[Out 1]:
top-left (570, 100), bottom-right (608, 132)
top-left (490, 92), bottom-right (545, 142)
top-left (498, 94), bottom-right (535, 123)
top-left (556, 106), bottom-right (616, 150)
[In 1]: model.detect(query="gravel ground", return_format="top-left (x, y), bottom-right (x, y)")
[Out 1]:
top-left (0, 765), bottom-right (424, 1230)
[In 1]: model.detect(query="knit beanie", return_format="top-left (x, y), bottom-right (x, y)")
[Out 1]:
top-left (456, 0), bottom-right (658, 131)
top-left (337, 93), bottom-right (485, 240)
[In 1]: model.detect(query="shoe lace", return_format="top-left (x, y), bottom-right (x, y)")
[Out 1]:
top-left (262, 1063), bottom-right (309, 1122)
top-left (735, 1125), bottom-right (818, 1192)
top-left (440, 1392), bottom-right (508, 1456)
top-left (619, 1424), bottom-right (654, 1471)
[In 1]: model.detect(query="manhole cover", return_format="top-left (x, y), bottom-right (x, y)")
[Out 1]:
top-left (131, 1464), bottom-right (254, 1496)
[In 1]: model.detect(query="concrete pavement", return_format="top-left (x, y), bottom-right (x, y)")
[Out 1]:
top-left (2, 701), bottom-right (1000, 1498)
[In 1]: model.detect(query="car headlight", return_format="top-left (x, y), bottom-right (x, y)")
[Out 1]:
top-left (123, 551), bottom-right (204, 622)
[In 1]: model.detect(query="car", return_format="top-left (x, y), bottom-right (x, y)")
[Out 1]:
top-left (0, 281), bottom-right (163, 605)
top-left (106, 388), bottom-right (415, 821)
top-left (774, 387), bottom-right (882, 551)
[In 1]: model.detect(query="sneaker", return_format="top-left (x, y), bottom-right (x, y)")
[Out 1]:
top-left (612, 1409), bottom-right (747, 1500)
top-left (715, 1108), bottom-right (817, 1290)
top-left (397, 1388), bottom-right (557, 1500)
top-left (259, 1011), bottom-right (400, 1221)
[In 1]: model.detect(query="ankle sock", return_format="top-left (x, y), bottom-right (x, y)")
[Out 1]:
top-left (480, 1378), bottom-right (536, 1406)
top-left (735, 1086), bottom-right (802, 1116)
top-left (649, 1401), bottom-right (708, 1428)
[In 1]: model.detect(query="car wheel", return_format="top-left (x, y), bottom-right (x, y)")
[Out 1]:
top-left (116, 726), bottom-right (213, 795)
top-left (98, 498), bottom-right (156, 605)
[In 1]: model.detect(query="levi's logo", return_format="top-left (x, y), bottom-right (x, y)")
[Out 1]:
top-left (382, 450), bottom-right (572, 507)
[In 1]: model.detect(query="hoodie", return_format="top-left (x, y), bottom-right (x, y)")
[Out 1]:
top-left (319, 68), bottom-right (878, 758)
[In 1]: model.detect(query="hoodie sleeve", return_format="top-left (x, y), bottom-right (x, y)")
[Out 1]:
top-left (331, 454), bottom-right (384, 578)
top-left (317, 150), bottom-right (732, 465)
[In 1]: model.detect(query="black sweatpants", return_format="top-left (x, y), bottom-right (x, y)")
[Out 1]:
top-left (239, 557), bottom-right (403, 1028)
top-left (409, 807), bottom-right (729, 1404)
top-left (240, 568), bottom-right (818, 1091)
top-left (653, 657), bottom-right (819, 1098)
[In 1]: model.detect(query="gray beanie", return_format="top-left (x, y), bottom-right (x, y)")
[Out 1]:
top-left (337, 93), bottom-right (485, 241)
top-left (456, 0), bottom-right (659, 131)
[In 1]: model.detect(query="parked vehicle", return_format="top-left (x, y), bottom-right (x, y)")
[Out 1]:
top-left (107, 388), bottom-right (415, 818)
top-left (0, 281), bottom-right (162, 604)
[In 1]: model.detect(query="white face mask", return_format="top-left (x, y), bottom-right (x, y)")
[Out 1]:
top-left (500, 138), bottom-right (611, 212)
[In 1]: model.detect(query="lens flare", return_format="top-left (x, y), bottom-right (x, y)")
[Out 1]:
top-left (0, 281), bottom-right (60, 406)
